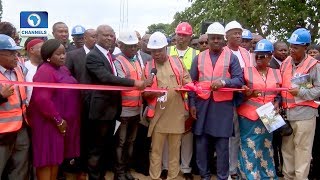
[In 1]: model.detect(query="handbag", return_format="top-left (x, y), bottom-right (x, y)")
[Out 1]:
top-left (276, 107), bottom-right (293, 136)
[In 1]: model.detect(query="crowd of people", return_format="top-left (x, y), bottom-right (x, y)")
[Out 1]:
top-left (0, 19), bottom-right (320, 180)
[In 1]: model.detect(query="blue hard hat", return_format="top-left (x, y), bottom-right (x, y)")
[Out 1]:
top-left (242, 29), bottom-right (253, 40)
top-left (254, 39), bottom-right (274, 52)
top-left (0, 34), bottom-right (22, 51)
top-left (287, 28), bottom-right (311, 45)
top-left (71, 25), bottom-right (86, 36)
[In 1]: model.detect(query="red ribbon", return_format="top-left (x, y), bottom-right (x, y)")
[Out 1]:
top-left (177, 82), bottom-right (289, 92)
top-left (0, 80), bottom-right (289, 93)
top-left (0, 80), bottom-right (167, 92)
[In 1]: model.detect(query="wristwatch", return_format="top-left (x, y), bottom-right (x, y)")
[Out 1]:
top-left (220, 79), bottom-right (226, 87)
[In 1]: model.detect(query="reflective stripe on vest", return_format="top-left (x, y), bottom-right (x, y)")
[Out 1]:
top-left (0, 67), bottom-right (27, 133)
top-left (237, 67), bottom-right (282, 120)
top-left (225, 46), bottom-right (253, 67)
top-left (196, 47), bottom-right (233, 101)
top-left (116, 55), bottom-right (143, 107)
top-left (168, 46), bottom-right (199, 70)
top-left (280, 56), bottom-right (319, 109)
top-left (144, 56), bottom-right (188, 118)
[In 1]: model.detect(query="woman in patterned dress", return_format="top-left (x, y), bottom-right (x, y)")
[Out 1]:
top-left (237, 39), bottom-right (281, 179)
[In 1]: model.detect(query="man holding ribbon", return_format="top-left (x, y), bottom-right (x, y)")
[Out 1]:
top-left (85, 25), bottom-right (146, 180)
top-left (281, 28), bottom-right (320, 180)
top-left (144, 31), bottom-right (191, 180)
top-left (188, 22), bottom-right (243, 180)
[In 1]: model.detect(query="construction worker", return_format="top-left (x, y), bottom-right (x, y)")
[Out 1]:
top-left (224, 20), bottom-right (252, 179)
top-left (167, 22), bottom-right (199, 70)
top-left (0, 34), bottom-right (30, 179)
top-left (71, 25), bottom-right (86, 49)
top-left (281, 28), bottom-right (320, 180)
top-left (144, 31), bottom-right (191, 180)
top-left (163, 22), bottom-right (199, 180)
top-left (113, 31), bottom-right (146, 180)
top-left (189, 22), bottom-right (243, 180)
top-left (240, 29), bottom-right (253, 51)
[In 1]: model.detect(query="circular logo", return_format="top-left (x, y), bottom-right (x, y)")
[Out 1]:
top-left (27, 13), bottom-right (41, 27)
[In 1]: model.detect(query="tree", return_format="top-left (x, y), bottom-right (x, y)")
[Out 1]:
top-left (173, 0), bottom-right (320, 42)
top-left (146, 23), bottom-right (174, 36)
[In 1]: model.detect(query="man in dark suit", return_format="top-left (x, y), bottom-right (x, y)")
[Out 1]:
top-left (269, 41), bottom-right (288, 69)
top-left (85, 25), bottom-right (146, 180)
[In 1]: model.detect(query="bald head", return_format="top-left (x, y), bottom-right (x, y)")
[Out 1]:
top-left (84, 29), bottom-right (97, 49)
top-left (97, 25), bottom-right (114, 34)
top-left (96, 25), bottom-right (115, 50)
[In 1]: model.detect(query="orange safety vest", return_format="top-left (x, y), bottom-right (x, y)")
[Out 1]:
top-left (0, 67), bottom-right (27, 133)
top-left (281, 55), bottom-right (319, 109)
top-left (196, 47), bottom-right (233, 101)
top-left (237, 67), bottom-right (282, 121)
top-left (225, 46), bottom-right (253, 67)
top-left (116, 55), bottom-right (143, 107)
top-left (144, 56), bottom-right (188, 118)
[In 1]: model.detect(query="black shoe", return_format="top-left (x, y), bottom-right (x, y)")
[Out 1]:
top-left (183, 173), bottom-right (194, 180)
top-left (160, 169), bottom-right (168, 180)
top-left (125, 172), bottom-right (136, 180)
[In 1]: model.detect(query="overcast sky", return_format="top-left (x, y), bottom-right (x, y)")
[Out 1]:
top-left (2, 0), bottom-right (191, 37)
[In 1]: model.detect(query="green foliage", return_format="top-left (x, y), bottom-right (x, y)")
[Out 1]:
top-left (146, 23), bottom-right (174, 36)
top-left (172, 0), bottom-right (320, 42)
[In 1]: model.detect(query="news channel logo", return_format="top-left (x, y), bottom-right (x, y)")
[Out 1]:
top-left (20, 11), bottom-right (48, 37)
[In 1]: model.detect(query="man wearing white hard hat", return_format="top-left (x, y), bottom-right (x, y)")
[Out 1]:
top-left (224, 20), bottom-right (253, 179)
top-left (162, 23), bottom-right (199, 180)
top-left (112, 31), bottom-right (147, 180)
top-left (143, 31), bottom-right (191, 180)
top-left (225, 20), bottom-right (253, 68)
top-left (188, 22), bottom-right (243, 180)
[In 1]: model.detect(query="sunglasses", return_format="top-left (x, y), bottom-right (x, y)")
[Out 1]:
top-left (199, 41), bottom-right (208, 45)
top-left (255, 54), bottom-right (269, 59)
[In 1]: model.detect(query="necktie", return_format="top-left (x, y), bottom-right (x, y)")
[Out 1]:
top-left (107, 52), bottom-right (115, 74)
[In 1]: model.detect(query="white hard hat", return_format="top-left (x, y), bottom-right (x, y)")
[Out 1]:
top-left (225, 20), bottom-right (243, 33)
top-left (147, 31), bottom-right (168, 49)
top-left (206, 22), bottom-right (225, 35)
top-left (118, 31), bottom-right (139, 45)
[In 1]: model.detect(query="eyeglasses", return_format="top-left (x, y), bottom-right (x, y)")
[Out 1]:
top-left (255, 54), bottom-right (269, 59)
top-left (199, 41), bottom-right (208, 45)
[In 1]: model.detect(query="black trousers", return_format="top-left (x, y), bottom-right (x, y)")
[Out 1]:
top-left (114, 115), bottom-right (139, 175)
top-left (132, 124), bottom-right (151, 176)
top-left (272, 131), bottom-right (283, 174)
top-left (87, 120), bottom-right (115, 180)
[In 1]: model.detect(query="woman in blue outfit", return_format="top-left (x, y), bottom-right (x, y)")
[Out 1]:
top-left (237, 39), bottom-right (281, 179)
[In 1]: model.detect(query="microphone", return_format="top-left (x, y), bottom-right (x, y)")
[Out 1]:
top-left (151, 68), bottom-right (157, 79)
